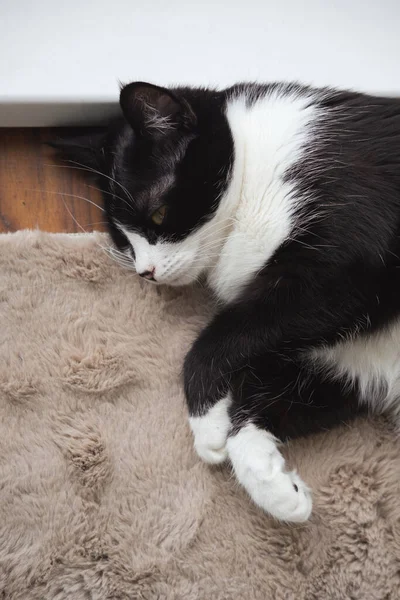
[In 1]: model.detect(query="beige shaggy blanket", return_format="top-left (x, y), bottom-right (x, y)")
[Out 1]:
top-left (0, 230), bottom-right (400, 600)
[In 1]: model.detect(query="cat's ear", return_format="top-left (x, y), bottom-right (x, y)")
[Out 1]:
top-left (49, 129), bottom-right (107, 171)
top-left (119, 82), bottom-right (196, 138)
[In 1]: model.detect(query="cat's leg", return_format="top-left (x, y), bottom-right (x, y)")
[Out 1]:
top-left (188, 393), bottom-right (232, 464)
top-left (226, 356), bottom-right (362, 522)
top-left (185, 331), bottom-right (233, 465)
top-left (227, 422), bottom-right (312, 522)
top-left (183, 249), bottom-right (375, 472)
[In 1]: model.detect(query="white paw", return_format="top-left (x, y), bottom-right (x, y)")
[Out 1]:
top-left (189, 395), bottom-right (232, 464)
top-left (227, 423), bottom-right (312, 522)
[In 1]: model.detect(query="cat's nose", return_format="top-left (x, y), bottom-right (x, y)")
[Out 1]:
top-left (139, 268), bottom-right (156, 281)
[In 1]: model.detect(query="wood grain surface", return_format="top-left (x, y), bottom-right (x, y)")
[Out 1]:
top-left (0, 128), bottom-right (106, 233)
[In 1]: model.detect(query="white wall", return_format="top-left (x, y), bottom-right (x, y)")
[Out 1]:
top-left (1, 0), bottom-right (399, 126)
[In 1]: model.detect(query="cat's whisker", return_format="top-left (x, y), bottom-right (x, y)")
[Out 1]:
top-left (109, 249), bottom-right (133, 261)
top-left (107, 247), bottom-right (129, 258)
top-left (198, 217), bottom-right (236, 239)
top-left (85, 183), bottom-right (128, 207)
top-left (82, 221), bottom-right (109, 228)
top-left (198, 239), bottom-right (227, 251)
top-left (24, 193), bottom-right (114, 258)
top-left (200, 228), bottom-right (231, 241)
top-left (100, 247), bottom-right (135, 269)
top-left (46, 162), bottom-right (134, 209)
top-left (67, 160), bottom-right (135, 206)
top-left (188, 252), bottom-right (219, 265)
top-left (196, 236), bottom-right (229, 251)
top-left (196, 230), bottom-right (232, 247)
top-left (110, 260), bottom-right (134, 270)
top-left (103, 246), bottom-right (130, 258)
top-left (47, 162), bottom-right (132, 208)
top-left (189, 214), bottom-right (235, 234)
top-left (102, 245), bottom-right (132, 262)
top-left (202, 214), bottom-right (236, 229)
top-left (24, 188), bottom-right (106, 213)
top-left (57, 195), bottom-right (88, 235)
top-left (109, 256), bottom-right (133, 268)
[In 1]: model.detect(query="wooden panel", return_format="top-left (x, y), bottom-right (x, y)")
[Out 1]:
top-left (0, 128), bottom-right (106, 234)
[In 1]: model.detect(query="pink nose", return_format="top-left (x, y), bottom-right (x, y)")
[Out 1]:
top-left (139, 267), bottom-right (156, 281)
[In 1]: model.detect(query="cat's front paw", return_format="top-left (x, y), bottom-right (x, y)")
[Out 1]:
top-left (189, 395), bottom-right (232, 464)
top-left (227, 423), bottom-right (312, 522)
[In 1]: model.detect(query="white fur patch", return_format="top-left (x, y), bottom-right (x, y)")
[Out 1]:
top-left (309, 319), bottom-right (400, 421)
top-left (116, 88), bottom-right (319, 298)
top-left (189, 394), bottom-right (232, 464)
top-left (207, 90), bottom-right (318, 303)
top-left (226, 423), bottom-right (312, 522)
top-left (117, 226), bottom-right (204, 286)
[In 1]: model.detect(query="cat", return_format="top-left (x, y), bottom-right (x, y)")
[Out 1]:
top-left (53, 81), bottom-right (400, 522)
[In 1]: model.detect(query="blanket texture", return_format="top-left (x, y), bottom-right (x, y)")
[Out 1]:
top-left (0, 230), bottom-right (399, 600)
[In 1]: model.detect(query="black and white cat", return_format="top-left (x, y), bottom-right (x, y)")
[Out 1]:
top-left (55, 81), bottom-right (400, 522)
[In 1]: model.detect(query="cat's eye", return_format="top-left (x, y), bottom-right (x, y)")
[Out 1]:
top-left (151, 205), bottom-right (167, 226)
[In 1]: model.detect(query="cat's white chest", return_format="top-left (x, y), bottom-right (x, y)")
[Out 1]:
top-left (207, 204), bottom-right (291, 303)
top-left (206, 91), bottom-right (317, 304)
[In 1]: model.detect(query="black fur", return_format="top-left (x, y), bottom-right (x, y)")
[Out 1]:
top-left (52, 84), bottom-right (233, 248)
top-left (53, 81), bottom-right (400, 444)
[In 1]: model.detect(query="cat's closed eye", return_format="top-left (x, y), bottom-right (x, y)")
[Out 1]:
top-left (151, 205), bottom-right (167, 226)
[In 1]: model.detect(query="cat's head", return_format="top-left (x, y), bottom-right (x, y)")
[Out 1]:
top-left (53, 82), bottom-right (233, 285)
